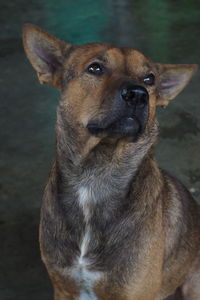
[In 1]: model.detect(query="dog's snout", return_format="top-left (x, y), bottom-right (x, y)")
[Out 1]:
top-left (121, 84), bottom-right (149, 106)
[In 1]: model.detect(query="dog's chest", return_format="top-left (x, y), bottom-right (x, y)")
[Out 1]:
top-left (44, 178), bottom-right (135, 298)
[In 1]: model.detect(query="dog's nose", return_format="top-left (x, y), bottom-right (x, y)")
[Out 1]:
top-left (121, 84), bottom-right (149, 106)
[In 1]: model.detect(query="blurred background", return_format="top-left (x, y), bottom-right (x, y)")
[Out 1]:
top-left (0, 0), bottom-right (200, 299)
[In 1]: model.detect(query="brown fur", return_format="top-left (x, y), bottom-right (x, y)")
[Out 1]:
top-left (23, 24), bottom-right (200, 300)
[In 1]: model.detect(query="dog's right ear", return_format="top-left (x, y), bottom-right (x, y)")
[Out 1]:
top-left (23, 24), bottom-right (72, 89)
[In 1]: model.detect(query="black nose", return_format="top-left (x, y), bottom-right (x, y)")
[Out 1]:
top-left (121, 84), bottom-right (149, 106)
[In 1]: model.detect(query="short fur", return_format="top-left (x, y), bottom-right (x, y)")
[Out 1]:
top-left (23, 24), bottom-right (200, 300)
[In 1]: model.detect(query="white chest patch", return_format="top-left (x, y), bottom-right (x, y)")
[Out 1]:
top-left (78, 186), bottom-right (94, 262)
top-left (69, 265), bottom-right (101, 300)
top-left (66, 186), bottom-right (102, 299)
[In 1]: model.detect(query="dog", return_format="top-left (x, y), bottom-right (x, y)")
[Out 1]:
top-left (23, 24), bottom-right (200, 300)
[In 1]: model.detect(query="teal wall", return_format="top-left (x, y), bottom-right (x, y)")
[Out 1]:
top-left (43, 0), bottom-right (112, 43)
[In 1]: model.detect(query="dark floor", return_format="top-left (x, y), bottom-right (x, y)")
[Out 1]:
top-left (0, 0), bottom-right (200, 299)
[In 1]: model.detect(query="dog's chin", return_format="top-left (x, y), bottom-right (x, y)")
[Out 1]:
top-left (87, 116), bottom-right (142, 140)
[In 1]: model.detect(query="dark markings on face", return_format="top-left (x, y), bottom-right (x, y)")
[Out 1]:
top-left (61, 69), bottom-right (76, 90)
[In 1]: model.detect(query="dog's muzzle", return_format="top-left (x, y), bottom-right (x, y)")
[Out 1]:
top-left (87, 83), bottom-right (149, 139)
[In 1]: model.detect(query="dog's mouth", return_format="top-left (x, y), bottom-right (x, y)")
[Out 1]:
top-left (87, 115), bottom-right (141, 137)
top-left (87, 104), bottom-right (149, 139)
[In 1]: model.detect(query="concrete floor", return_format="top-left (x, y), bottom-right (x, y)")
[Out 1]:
top-left (0, 0), bottom-right (200, 299)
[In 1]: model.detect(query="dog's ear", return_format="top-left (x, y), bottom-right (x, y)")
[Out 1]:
top-left (156, 63), bottom-right (198, 106)
top-left (23, 24), bottom-right (72, 89)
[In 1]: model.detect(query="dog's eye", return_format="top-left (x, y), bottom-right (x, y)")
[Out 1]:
top-left (87, 62), bottom-right (104, 75)
top-left (143, 73), bottom-right (155, 86)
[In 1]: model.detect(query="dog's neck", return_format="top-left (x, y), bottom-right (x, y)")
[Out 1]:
top-left (54, 104), bottom-right (159, 200)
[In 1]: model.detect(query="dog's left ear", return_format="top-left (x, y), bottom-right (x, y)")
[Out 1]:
top-left (23, 24), bottom-right (72, 89)
top-left (156, 63), bottom-right (198, 106)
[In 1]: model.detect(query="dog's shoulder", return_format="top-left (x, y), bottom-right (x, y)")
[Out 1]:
top-left (161, 169), bottom-right (199, 213)
top-left (161, 169), bottom-right (200, 257)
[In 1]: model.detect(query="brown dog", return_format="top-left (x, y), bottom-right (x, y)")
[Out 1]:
top-left (23, 24), bottom-right (200, 300)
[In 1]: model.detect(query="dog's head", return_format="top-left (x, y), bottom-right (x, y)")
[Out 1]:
top-left (23, 24), bottom-right (197, 142)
